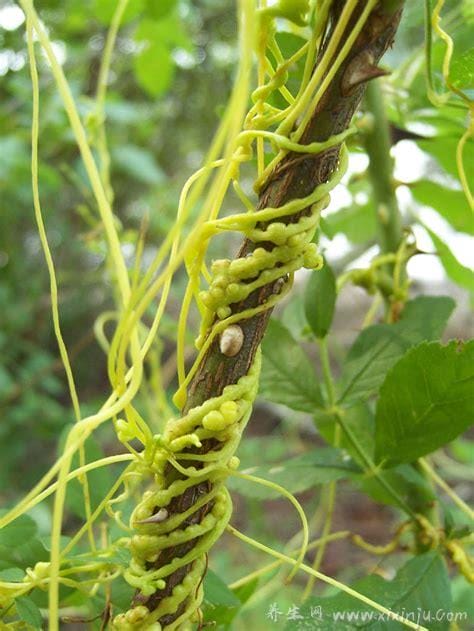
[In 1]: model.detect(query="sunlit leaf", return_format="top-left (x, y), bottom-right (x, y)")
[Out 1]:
top-left (338, 296), bottom-right (455, 404)
top-left (450, 47), bottom-right (474, 89)
top-left (425, 227), bottom-right (474, 291)
top-left (412, 180), bottom-right (472, 234)
top-left (375, 340), bottom-right (474, 465)
top-left (322, 202), bottom-right (377, 244)
top-left (133, 42), bottom-right (175, 97)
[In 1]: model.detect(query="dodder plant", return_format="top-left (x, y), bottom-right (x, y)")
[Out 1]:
top-left (0, 0), bottom-right (473, 630)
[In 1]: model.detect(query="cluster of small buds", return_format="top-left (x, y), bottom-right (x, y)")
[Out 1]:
top-left (114, 357), bottom-right (261, 629)
top-left (196, 211), bottom-right (322, 352)
top-left (202, 400), bottom-right (240, 431)
top-left (113, 605), bottom-right (163, 630)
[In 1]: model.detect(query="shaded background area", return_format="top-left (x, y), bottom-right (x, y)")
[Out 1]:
top-left (0, 0), bottom-right (473, 628)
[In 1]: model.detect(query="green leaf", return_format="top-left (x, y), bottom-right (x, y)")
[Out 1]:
top-left (234, 436), bottom-right (288, 470)
top-left (452, 574), bottom-right (474, 624)
top-left (316, 408), bottom-right (436, 511)
top-left (412, 180), bottom-right (473, 234)
top-left (0, 514), bottom-right (37, 548)
top-left (133, 42), bottom-right (175, 97)
top-left (425, 227), bottom-right (474, 291)
top-left (135, 16), bottom-right (190, 50)
top-left (274, 31), bottom-right (307, 59)
top-left (232, 577), bottom-right (259, 605)
top-left (304, 261), bottom-right (337, 339)
top-left (202, 570), bottom-right (241, 626)
top-left (93, 0), bottom-right (143, 24)
top-left (450, 47), bottom-right (474, 89)
top-left (321, 202), bottom-right (377, 244)
top-left (270, 33), bottom-right (306, 103)
top-left (418, 136), bottom-right (474, 180)
top-left (111, 577), bottom-right (135, 613)
top-left (145, 0), bottom-right (176, 20)
top-left (229, 448), bottom-right (359, 499)
top-left (16, 596), bottom-right (43, 629)
top-left (204, 570), bottom-right (240, 607)
top-left (450, 437), bottom-right (474, 465)
top-left (281, 293), bottom-right (308, 340)
top-left (65, 436), bottom-right (113, 520)
top-left (112, 145), bottom-right (165, 185)
top-left (0, 536), bottom-right (50, 572)
top-left (260, 320), bottom-right (324, 412)
top-left (338, 296), bottom-right (455, 404)
top-left (0, 567), bottom-right (24, 581)
top-left (375, 340), bottom-right (474, 465)
top-left (399, 296), bottom-right (456, 338)
top-left (291, 553), bottom-right (451, 630)
top-left (316, 403), bottom-right (376, 461)
top-left (358, 464), bottom-right (435, 510)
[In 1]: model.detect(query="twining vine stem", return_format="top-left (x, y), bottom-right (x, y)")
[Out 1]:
top-left (117, 2), bottom-right (406, 628)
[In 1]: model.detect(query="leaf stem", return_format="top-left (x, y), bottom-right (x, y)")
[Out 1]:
top-left (318, 331), bottom-right (417, 519)
top-left (419, 458), bottom-right (474, 522)
top-left (95, 0), bottom-right (130, 203)
top-left (318, 339), bottom-right (416, 519)
top-left (319, 337), bottom-right (336, 406)
top-left (303, 338), bottom-right (339, 599)
top-left (228, 531), bottom-right (350, 591)
top-left (334, 408), bottom-right (417, 520)
top-left (302, 455), bottom-right (339, 601)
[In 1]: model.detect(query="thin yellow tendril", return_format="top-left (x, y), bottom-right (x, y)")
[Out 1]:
top-left (227, 524), bottom-right (427, 631)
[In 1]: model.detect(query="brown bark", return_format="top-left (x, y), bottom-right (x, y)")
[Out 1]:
top-left (139, 1), bottom-right (404, 624)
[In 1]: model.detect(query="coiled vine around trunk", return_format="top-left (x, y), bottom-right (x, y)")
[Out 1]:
top-left (113, 1), bottom-right (397, 628)
top-left (0, 1), bottom-right (414, 630)
top-left (113, 146), bottom-right (350, 629)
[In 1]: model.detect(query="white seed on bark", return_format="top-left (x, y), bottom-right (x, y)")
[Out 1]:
top-left (219, 324), bottom-right (244, 357)
top-left (136, 508), bottom-right (168, 524)
top-left (273, 277), bottom-right (286, 294)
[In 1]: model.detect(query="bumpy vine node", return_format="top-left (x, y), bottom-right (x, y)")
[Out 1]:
top-left (113, 8), bottom-right (358, 631)
top-left (0, 0), bottom-right (409, 629)
top-left (113, 148), bottom-right (347, 628)
top-left (114, 355), bottom-right (259, 629)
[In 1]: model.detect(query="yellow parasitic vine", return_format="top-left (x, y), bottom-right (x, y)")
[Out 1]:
top-left (0, 2), bottom-right (422, 631)
top-left (113, 1), bottom-right (372, 629)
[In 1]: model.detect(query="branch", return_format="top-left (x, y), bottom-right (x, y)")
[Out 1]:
top-left (187, 1), bottom-right (403, 407)
top-left (364, 79), bottom-right (403, 256)
top-left (132, 1), bottom-right (404, 625)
